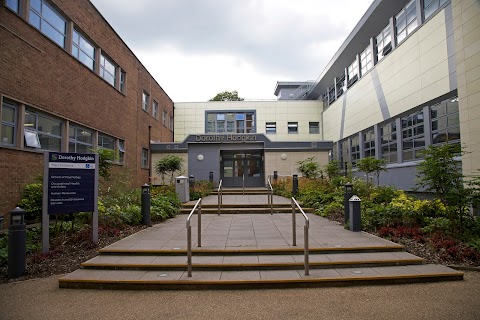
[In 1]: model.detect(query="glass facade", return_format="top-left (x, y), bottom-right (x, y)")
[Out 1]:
top-left (363, 128), bottom-right (375, 158)
top-left (402, 110), bottom-right (425, 161)
top-left (206, 112), bottom-right (255, 134)
top-left (431, 97), bottom-right (460, 145)
top-left (380, 121), bottom-right (397, 163)
top-left (396, 0), bottom-right (418, 44)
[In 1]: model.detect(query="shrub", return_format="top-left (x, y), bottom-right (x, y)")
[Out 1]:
top-left (18, 182), bottom-right (43, 223)
top-left (190, 180), bottom-right (214, 200)
top-left (297, 157), bottom-right (321, 179)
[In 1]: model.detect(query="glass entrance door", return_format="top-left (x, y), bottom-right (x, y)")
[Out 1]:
top-left (221, 151), bottom-right (264, 187)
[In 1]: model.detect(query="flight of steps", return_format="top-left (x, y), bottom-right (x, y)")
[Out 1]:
top-left (58, 245), bottom-right (463, 290)
top-left (180, 203), bottom-right (314, 215)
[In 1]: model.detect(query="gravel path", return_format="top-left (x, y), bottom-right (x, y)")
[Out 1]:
top-left (1, 272), bottom-right (479, 320)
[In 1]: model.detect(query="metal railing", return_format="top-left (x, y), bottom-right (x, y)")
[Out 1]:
top-left (267, 179), bottom-right (273, 215)
top-left (217, 179), bottom-right (223, 215)
top-left (242, 174), bottom-right (245, 195)
top-left (186, 198), bottom-right (202, 277)
top-left (291, 197), bottom-right (310, 276)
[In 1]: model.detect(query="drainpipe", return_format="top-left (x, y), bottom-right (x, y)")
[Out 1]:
top-left (148, 125), bottom-right (152, 184)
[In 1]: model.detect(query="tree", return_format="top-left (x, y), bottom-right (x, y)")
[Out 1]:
top-left (356, 157), bottom-right (387, 186)
top-left (97, 148), bottom-right (116, 180)
top-left (209, 90), bottom-right (244, 101)
top-left (324, 160), bottom-right (340, 179)
top-left (296, 157), bottom-right (320, 179)
top-left (155, 155), bottom-right (183, 185)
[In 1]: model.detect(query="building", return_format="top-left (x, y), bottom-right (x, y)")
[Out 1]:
top-left (152, 0), bottom-right (479, 191)
top-left (0, 0), bottom-right (174, 219)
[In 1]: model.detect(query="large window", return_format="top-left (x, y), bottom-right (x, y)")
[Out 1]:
top-left (288, 122), bottom-right (298, 134)
top-left (347, 59), bottom-right (358, 87)
top-left (363, 128), bottom-right (375, 158)
top-left (162, 110), bottom-right (168, 127)
top-left (360, 45), bottom-right (373, 77)
top-left (169, 116), bottom-right (174, 131)
top-left (309, 122), bottom-right (320, 134)
top-left (72, 29), bottom-right (95, 70)
top-left (339, 139), bottom-right (349, 171)
top-left (380, 121), bottom-right (397, 163)
top-left (266, 122), bottom-right (276, 134)
top-left (24, 110), bottom-right (62, 151)
top-left (69, 125), bottom-right (93, 153)
top-left (402, 111), bottom-right (425, 161)
top-left (396, 0), bottom-right (418, 44)
top-left (424, 0), bottom-right (448, 20)
top-left (431, 97), bottom-right (460, 145)
top-left (29, 0), bottom-right (66, 48)
top-left (376, 25), bottom-right (392, 62)
top-left (206, 112), bottom-right (255, 134)
top-left (98, 134), bottom-right (115, 151)
top-left (1, 101), bottom-right (17, 146)
top-left (100, 54), bottom-right (116, 87)
top-left (350, 135), bottom-right (360, 166)
top-left (142, 91), bottom-right (149, 112)
top-left (6, 0), bottom-right (20, 13)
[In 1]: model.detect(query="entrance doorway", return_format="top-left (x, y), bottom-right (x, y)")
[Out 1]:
top-left (221, 150), bottom-right (264, 187)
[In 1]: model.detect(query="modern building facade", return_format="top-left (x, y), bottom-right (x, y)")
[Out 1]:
top-left (0, 0), bottom-right (174, 219)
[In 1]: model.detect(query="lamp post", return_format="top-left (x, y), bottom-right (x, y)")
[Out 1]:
top-left (8, 207), bottom-right (26, 278)
top-left (344, 182), bottom-right (353, 224)
top-left (141, 184), bottom-right (151, 226)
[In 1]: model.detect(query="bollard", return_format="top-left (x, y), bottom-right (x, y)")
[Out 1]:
top-left (349, 195), bottom-right (362, 232)
top-left (8, 207), bottom-right (26, 278)
top-left (273, 171), bottom-right (278, 180)
top-left (141, 184), bottom-right (151, 226)
top-left (189, 175), bottom-right (195, 189)
top-left (209, 172), bottom-right (214, 183)
top-left (292, 174), bottom-right (298, 197)
top-left (344, 182), bottom-right (353, 224)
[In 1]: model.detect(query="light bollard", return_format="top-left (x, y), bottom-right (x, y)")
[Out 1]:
top-left (141, 184), bottom-right (151, 226)
top-left (349, 195), bottom-right (362, 232)
top-left (8, 207), bottom-right (26, 278)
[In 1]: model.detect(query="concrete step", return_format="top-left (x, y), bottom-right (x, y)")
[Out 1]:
top-left (80, 251), bottom-right (426, 271)
top-left (58, 264), bottom-right (464, 290)
top-left (179, 207), bottom-right (315, 214)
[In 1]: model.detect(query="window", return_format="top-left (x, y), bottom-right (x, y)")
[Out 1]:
top-left (98, 134), bottom-right (115, 151)
top-left (119, 70), bottom-right (126, 94)
top-left (363, 128), bottom-right (376, 158)
top-left (152, 101), bottom-right (158, 119)
top-left (6, 0), bottom-right (20, 13)
top-left (141, 148), bottom-right (149, 168)
top-left (380, 121), bottom-right (397, 163)
top-left (402, 111), bottom-right (425, 161)
top-left (1, 101), bottom-right (17, 146)
top-left (335, 74), bottom-right (345, 98)
top-left (309, 122), bottom-right (320, 134)
top-left (100, 54), bottom-right (116, 87)
top-left (69, 125), bottom-right (93, 153)
top-left (266, 122), bottom-right (276, 134)
top-left (431, 97), bottom-right (460, 145)
top-left (376, 25), bottom-right (392, 62)
top-left (360, 45), bottom-right (373, 77)
top-left (72, 29), bottom-right (95, 70)
top-left (142, 91), bottom-right (149, 112)
top-left (396, 0), bottom-right (418, 44)
top-left (24, 110), bottom-right (62, 151)
top-left (424, 0), bottom-right (448, 20)
top-left (350, 135), bottom-right (360, 166)
top-left (169, 116), bottom-right (174, 131)
top-left (24, 129), bottom-right (41, 148)
top-left (347, 59), bottom-right (358, 87)
top-left (118, 140), bottom-right (125, 164)
top-left (205, 111), bottom-right (255, 134)
top-left (162, 110), bottom-right (168, 127)
top-left (29, 0), bottom-right (66, 48)
top-left (288, 122), bottom-right (298, 134)
top-left (339, 139), bottom-right (349, 171)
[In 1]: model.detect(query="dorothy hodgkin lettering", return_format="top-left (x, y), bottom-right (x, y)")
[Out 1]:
top-left (195, 134), bottom-right (257, 142)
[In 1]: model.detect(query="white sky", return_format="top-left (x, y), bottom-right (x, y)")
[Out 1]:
top-left (90, 0), bottom-right (374, 102)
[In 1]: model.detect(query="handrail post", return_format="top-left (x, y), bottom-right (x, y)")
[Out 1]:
top-left (304, 225), bottom-right (309, 275)
top-left (291, 198), bottom-right (296, 246)
top-left (217, 180), bottom-right (222, 215)
top-left (242, 174), bottom-right (245, 195)
top-left (187, 223), bottom-right (192, 277)
top-left (198, 199), bottom-right (202, 247)
top-left (217, 189), bottom-right (220, 215)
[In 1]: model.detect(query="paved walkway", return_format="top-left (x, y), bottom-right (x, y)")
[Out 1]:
top-left (185, 194), bottom-right (291, 205)
top-left (103, 195), bottom-right (397, 251)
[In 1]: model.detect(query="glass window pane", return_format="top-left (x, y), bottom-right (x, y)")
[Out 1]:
top-left (407, 20), bottom-right (418, 34)
top-left (235, 114), bottom-right (245, 120)
top-left (30, 0), bottom-right (41, 13)
top-left (79, 52), bottom-right (94, 70)
top-left (217, 114), bottom-right (225, 121)
top-left (24, 129), bottom-right (41, 148)
top-left (226, 114), bottom-right (235, 121)
top-left (43, 3), bottom-right (65, 34)
top-left (447, 114), bottom-right (459, 126)
top-left (1, 126), bottom-right (15, 145)
top-left (447, 101), bottom-right (459, 114)
top-left (39, 134), bottom-right (61, 151)
top-left (42, 22), bottom-right (65, 47)
top-left (2, 106), bottom-right (15, 123)
top-left (6, 0), bottom-right (19, 12)
top-left (29, 10), bottom-right (41, 29)
top-left (38, 115), bottom-right (62, 136)
top-left (77, 130), bottom-right (92, 144)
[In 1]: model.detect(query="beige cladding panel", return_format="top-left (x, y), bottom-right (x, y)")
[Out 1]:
top-left (264, 151), bottom-right (329, 178)
top-left (323, 9), bottom-right (451, 142)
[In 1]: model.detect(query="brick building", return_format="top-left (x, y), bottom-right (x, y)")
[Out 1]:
top-left (0, 0), bottom-right (174, 222)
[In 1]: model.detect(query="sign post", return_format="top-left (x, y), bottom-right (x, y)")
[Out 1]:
top-left (42, 152), bottom-right (98, 253)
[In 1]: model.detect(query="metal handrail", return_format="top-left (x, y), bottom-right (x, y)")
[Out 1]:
top-left (267, 179), bottom-right (273, 215)
top-left (291, 197), bottom-right (310, 276)
top-left (217, 180), bottom-right (223, 215)
top-left (242, 174), bottom-right (245, 195)
top-left (186, 198), bottom-right (202, 277)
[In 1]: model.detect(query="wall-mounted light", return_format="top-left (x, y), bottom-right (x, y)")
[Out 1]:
top-left (281, 153), bottom-right (287, 160)
top-left (197, 154), bottom-right (204, 161)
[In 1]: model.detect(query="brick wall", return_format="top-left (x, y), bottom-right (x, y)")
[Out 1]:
top-left (0, 0), bottom-right (175, 225)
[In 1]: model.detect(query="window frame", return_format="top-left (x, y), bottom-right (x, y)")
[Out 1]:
top-left (6, 0), bottom-right (20, 13)
top-left (69, 125), bottom-right (94, 153)
top-left (100, 53), bottom-right (116, 87)
top-left (395, 0), bottom-right (418, 45)
top-left (24, 109), bottom-right (63, 151)
top-left (360, 45), bottom-right (373, 77)
top-left (309, 122), bottom-right (320, 134)
top-left (350, 135), bottom-right (360, 166)
top-left (205, 111), bottom-right (256, 134)
top-left (141, 148), bottom-right (149, 168)
top-left (431, 97), bottom-right (460, 146)
top-left (1, 101), bottom-right (18, 146)
top-left (152, 100), bottom-right (159, 119)
top-left (142, 91), bottom-right (150, 112)
top-left (29, 0), bottom-right (67, 48)
top-left (363, 128), bottom-right (376, 158)
top-left (401, 110), bottom-right (426, 161)
top-left (376, 25), bottom-right (392, 62)
top-left (266, 122), bottom-right (276, 134)
top-left (380, 121), bottom-right (398, 163)
top-left (287, 122), bottom-right (298, 134)
top-left (72, 29), bottom-right (95, 71)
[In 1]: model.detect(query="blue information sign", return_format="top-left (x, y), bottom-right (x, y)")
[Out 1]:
top-left (47, 153), bottom-right (97, 214)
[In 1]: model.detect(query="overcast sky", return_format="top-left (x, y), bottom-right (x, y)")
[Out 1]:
top-left (90, 0), bottom-right (373, 102)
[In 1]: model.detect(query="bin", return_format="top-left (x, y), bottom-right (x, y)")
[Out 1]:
top-left (175, 176), bottom-right (190, 203)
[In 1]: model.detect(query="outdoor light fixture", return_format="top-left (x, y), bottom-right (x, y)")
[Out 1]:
top-left (281, 153), bottom-right (287, 160)
top-left (197, 154), bottom-right (204, 161)
top-left (344, 182), bottom-right (353, 194)
top-left (9, 207), bottom-right (25, 226)
top-left (141, 183), bottom-right (150, 194)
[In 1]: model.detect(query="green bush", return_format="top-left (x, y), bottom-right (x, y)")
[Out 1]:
top-left (190, 180), bottom-right (214, 200)
top-left (151, 193), bottom-right (179, 221)
top-left (18, 183), bottom-right (43, 223)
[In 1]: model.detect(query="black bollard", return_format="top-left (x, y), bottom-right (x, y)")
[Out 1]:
top-left (209, 172), bottom-right (214, 183)
top-left (273, 171), bottom-right (278, 180)
top-left (141, 184), bottom-right (151, 226)
top-left (349, 195), bottom-right (362, 232)
top-left (8, 207), bottom-right (26, 278)
top-left (292, 174), bottom-right (298, 197)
